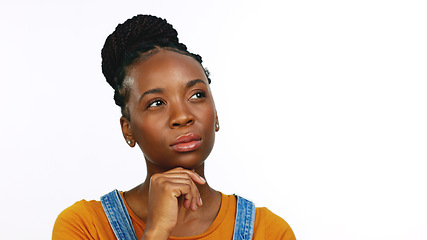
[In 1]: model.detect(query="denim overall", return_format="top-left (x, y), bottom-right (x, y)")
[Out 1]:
top-left (101, 189), bottom-right (256, 240)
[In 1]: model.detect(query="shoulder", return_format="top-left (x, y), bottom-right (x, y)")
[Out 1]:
top-left (256, 207), bottom-right (290, 227)
top-left (254, 207), bottom-right (296, 240)
top-left (55, 199), bottom-right (103, 223)
top-left (52, 200), bottom-right (107, 239)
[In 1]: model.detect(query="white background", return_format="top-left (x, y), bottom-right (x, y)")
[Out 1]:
top-left (1, 0), bottom-right (426, 239)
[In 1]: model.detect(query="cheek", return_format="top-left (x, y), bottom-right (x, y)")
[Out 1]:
top-left (201, 106), bottom-right (216, 157)
top-left (200, 105), bottom-right (216, 135)
top-left (131, 116), bottom-right (167, 149)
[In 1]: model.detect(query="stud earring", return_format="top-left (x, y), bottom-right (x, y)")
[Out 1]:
top-left (127, 139), bottom-right (131, 145)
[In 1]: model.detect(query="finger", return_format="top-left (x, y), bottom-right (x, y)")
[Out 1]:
top-left (159, 177), bottom-right (200, 210)
top-left (164, 171), bottom-right (203, 208)
top-left (167, 182), bottom-right (195, 209)
top-left (152, 168), bottom-right (204, 210)
top-left (151, 172), bottom-right (201, 188)
top-left (165, 167), bottom-right (205, 183)
top-left (165, 168), bottom-right (206, 185)
top-left (167, 182), bottom-right (191, 197)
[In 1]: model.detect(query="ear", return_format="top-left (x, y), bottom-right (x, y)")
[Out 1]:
top-left (120, 116), bottom-right (135, 147)
top-left (215, 113), bottom-right (220, 132)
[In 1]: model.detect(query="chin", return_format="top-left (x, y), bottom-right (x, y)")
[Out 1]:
top-left (145, 153), bottom-right (206, 171)
top-left (167, 154), bottom-right (206, 170)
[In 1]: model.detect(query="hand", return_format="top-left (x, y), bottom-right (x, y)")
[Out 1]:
top-left (141, 167), bottom-right (206, 240)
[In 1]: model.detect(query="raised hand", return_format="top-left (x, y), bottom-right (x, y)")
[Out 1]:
top-left (141, 167), bottom-right (206, 240)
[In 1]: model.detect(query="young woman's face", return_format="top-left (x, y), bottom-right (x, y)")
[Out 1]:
top-left (122, 50), bottom-right (217, 170)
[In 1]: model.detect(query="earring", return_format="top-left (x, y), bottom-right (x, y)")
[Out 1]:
top-left (215, 123), bottom-right (220, 131)
top-left (127, 139), bottom-right (132, 146)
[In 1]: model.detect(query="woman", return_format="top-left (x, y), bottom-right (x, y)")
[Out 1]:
top-left (53, 14), bottom-right (295, 240)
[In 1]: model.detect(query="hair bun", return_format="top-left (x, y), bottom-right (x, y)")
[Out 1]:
top-left (101, 14), bottom-right (183, 88)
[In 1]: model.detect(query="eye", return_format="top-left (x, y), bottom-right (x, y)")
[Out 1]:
top-left (147, 99), bottom-right (165, 108)
top-left (190, 91), bottom-right (206, 100)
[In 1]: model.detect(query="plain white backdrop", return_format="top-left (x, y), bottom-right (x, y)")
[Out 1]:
top-left (1, 0), bottom-right (426, 239)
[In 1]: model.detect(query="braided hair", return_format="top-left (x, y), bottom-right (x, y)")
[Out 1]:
top-left (101, 14), bottom-right (211, 119)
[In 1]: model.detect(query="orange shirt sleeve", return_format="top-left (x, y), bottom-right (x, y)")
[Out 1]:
top-left (52, 200), bottom-right (116, 240)
top-left (52, 201), bottom-right (95, 240)
top-left (253, 207), bottom-right (296, 240)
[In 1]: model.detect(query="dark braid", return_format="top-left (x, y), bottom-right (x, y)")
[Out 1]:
top-left (101, 14), bottom-right (210, 119)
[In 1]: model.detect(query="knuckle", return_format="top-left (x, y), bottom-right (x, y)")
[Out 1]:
top-left (150, 174), bottom-right (159, 182)
top-left (162, 181), bottom-right (173, 189)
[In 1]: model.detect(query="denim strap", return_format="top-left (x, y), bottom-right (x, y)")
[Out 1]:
top-left (100, 190), bottom-right (254, 240)
top-left (101, 189), bottom-right (138, 240)
top-left (232, 195), bottom-right (256, 240)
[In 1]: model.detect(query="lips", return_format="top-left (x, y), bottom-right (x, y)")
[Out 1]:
top-left (170, 133), bottom-right (202, 152)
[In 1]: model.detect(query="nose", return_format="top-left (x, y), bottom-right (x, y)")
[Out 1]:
top-left (169, 103), bottom-right (195, 128)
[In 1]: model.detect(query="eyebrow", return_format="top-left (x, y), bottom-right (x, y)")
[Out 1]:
top-left (138, 88), bottom-right (164, 103)
top-left (186, 79), bottom-right (207, 88)
top-left (138, 79), bottom-right (207, 103)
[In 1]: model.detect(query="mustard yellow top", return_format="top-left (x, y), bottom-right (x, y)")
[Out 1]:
top-left (53, 192), bottom-right (296, 240)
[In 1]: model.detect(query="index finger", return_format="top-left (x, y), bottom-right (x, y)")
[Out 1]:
top-left (165, 167), bottom-right (206, 185)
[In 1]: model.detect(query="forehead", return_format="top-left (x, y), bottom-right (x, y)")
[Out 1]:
top-left (127, 50), bottom-right (208, 90)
